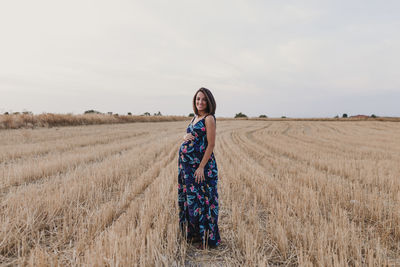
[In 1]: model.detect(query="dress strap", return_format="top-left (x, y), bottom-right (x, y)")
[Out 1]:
top-left (190, 116), bottom-right (196, 124)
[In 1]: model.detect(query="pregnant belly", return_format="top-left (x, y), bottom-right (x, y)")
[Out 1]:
top-left (182, 139), bottom-right (207, 153)
top-left (179, 140), bottom-right (194, 154)
top-left (179, 141), bottom-right (204, 164)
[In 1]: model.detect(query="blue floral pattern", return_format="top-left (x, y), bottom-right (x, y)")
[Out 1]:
top-left (178, 114), bottom-right (221, 247)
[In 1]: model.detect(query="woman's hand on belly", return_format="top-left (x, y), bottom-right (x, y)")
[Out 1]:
top-left (183, 133), bottom-right (195, 142)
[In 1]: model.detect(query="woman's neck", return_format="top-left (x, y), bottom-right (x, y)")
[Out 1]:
top-left (198, 111), bottom-right (207, 117)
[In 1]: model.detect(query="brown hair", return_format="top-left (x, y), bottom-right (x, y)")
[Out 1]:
top-left (192, 87), bottom-right (216, 116)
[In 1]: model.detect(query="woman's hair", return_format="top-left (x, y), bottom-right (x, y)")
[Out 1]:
top-left (192, 87), bottom-right (216, 116)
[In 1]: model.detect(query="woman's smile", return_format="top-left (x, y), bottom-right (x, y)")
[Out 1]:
top-left (196, 91), bottom-right (207, 112)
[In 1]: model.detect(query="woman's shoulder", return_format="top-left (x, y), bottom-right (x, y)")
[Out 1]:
top-left (204, 114), bottom-right (216, 123)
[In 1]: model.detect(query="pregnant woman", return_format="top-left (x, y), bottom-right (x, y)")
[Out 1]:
top-left (178, 87), bottom-right (221, 249)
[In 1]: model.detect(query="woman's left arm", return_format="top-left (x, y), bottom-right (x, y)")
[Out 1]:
top-left (194, 116), bottom-right (216, 183)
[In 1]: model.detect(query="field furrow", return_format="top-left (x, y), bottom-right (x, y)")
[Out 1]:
top-left (1, 120), bottom-right (399, 266)
top-left (0, 130), bottom-right (149, 163)
top-left (0, 134), bottom-right (150, 190)
top-left (229, 123), bottom-right (399, 264)
top-left (0, 133), bottom-right (179, 264)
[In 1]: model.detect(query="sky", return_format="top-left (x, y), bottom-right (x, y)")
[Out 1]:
top-left (0, 0), bottom-right (399, 118)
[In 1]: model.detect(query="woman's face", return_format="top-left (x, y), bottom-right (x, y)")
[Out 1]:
top-left (196, 91), bottom-right (208, 113)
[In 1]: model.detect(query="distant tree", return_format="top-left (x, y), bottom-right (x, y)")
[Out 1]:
top-left (342, 113), bottom-right (348, 118)
top-left (281, 116), bottom-right (286, 118)
top-left (371, 114), bottom-right (377, 118)
top-left (22, 110), bottom-right (33, 115)
top-left (188, 113), bottom-right (195, 117)
top-left (259, 114), bottom-right (268, 118)
top-left (107, 112), bottom-right (113, 115)
top-left (4, 112), bottom-right (9, 115)
top-left (154, 111), bottom-right (162, 116)
top-left (84, 110), bottom-right (101, 114)
top-left (114, 113), bottom-right (119, 116)
top-left (127, 112), bottom-right (132, 116)
top-left (13, 112), bottom-right (20, 115)
top-left (334, 115), bottom-right (339, 118)
top-left (143, 112), bottom-right (151, 116)
top-left (235, 112), bottom-right (247, 118)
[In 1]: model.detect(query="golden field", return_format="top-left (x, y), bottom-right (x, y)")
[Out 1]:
top-left (0, 113), bottom-right (189, 129)
top-left (1, 113), bottom-right (399, 130)
top-left (0, 120), bottom-right (399, 266)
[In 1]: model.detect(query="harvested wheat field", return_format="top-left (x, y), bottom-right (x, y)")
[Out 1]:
top-left (0, 120), bottom-right (399, 266)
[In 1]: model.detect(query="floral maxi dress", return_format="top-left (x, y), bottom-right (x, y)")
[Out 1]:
top-left (178, 114), bottom-right (221, 247)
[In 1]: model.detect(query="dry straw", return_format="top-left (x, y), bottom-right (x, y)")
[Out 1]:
top-left (0, 120), bottom-right (399, 265)
top-left (0, 113), bottom-right (188, 130)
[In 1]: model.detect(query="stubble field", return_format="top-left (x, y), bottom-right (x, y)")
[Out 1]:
top-left (0, 120), bottom-right (399, 266)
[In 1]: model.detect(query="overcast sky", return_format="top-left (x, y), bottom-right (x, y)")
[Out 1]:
top-left (1, 0), bottom-right (399, 117)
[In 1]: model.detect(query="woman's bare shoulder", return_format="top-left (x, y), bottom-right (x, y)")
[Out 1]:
top-left (204, 115), bottom-right (216, 126)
